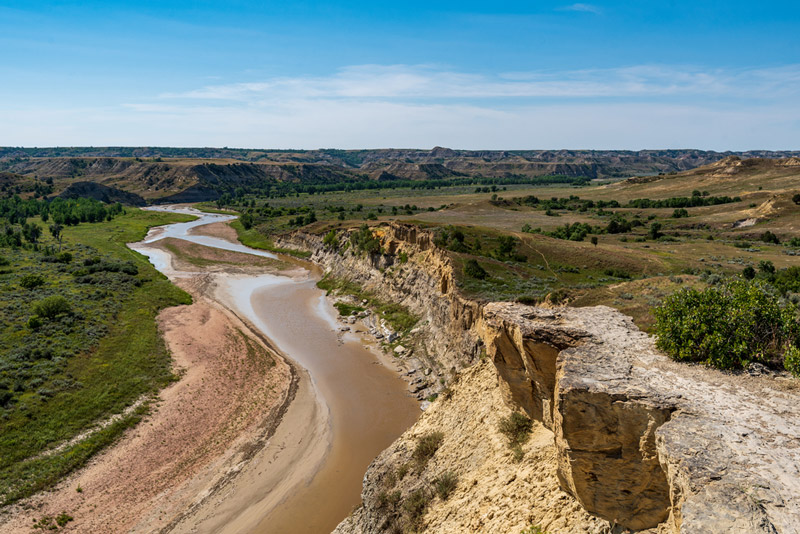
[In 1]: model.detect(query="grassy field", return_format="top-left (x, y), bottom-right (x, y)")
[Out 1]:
top-left (212, 158), bottom-right (800, 331)
top-left (0, 209), bottom-right (195, 505)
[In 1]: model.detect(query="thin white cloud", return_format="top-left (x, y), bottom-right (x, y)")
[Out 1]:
top-left (159, 64), bottom-right (800, 103)
top-left (559, 3), bottom-right (603, 15)
top-left (3, 64), bottom-right (800, 150)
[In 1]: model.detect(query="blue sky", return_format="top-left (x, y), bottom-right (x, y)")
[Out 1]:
top-left (1, 1), bottom-right (798, 149)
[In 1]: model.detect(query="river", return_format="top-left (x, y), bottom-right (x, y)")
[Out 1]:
top-left (131, 206), bottom-right (419, 533)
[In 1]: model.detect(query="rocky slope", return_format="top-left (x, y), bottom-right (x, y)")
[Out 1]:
top-left (279, 224), bottom-right (800, 533)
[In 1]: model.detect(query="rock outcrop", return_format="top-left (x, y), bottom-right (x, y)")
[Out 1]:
top-left (280, 223), bottom-right (800, 533)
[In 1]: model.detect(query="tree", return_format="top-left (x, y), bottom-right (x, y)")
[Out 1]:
top-left (20, 273), bottom-right (46, 289)
top-left (22, 222), bottom-right (41, 243)
top-left (759, 260), bottom-right (776, 275)
top-left (648, 222), bottom-right (663, 240)
top-left (495, 235), bottom-right (517, 259)
top-left (239, 212), bottom-right (254, 230)
top-left (463, 259), bottom-right (488, 280)
top-left (49, 223), bottom-right (63, 251)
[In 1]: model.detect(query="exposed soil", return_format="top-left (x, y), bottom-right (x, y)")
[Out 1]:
top-left (151, 236), bottom-right (291, 273)
top-left (188, 220), bottom-right (239, 241)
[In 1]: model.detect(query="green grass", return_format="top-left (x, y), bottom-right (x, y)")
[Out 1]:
top-left (1, 404), bottom-right (148, 505)
top-left (0, 209), bottom-right (194, 505)
top-left (317, 274), bottom-right (419, 332)
top-left (333, 302), bottom-right (366, 317)
top-left (229, 219), bottom-right (311, 258)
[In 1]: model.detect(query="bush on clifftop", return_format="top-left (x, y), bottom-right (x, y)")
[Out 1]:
top-left (654, 279), bottom-right (800, 375)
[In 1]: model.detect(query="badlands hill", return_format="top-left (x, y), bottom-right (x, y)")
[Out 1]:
top-left (2, 148), bottom-right (799, 204)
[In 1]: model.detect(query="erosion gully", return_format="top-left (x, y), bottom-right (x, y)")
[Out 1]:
top-left (131, 206), bottom-right (419, 533)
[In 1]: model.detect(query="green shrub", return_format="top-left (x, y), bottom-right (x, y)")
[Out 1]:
top-left (433, 471), bottom-right (458, 500)
top-left (654, 280), bottom-right (800, 369)
top-left (547, 288), bottom-right (569, 304)
top-left (42, 251), bottom-right (72, 264)
top-left (399, 251), bottom-right (409, 264)
top-left (760, 231), bottom-right (781, 244)
top-left (32, 295), bottom-right (72, 320)
top-left (648, 222), bottom-right (663, 240)
top-left (55, 512), bottom-right (73, 527)
top-left (396, 463), bottom-right (410, 480)
top-left (402, 488), bottom-right (431, 530)
top-left (463, 259), bottom-right (488, 280)
top-left (27, 316), bottom-right (42, 330)
top-left (413, 431), bottom-right (444, 469)
top-left (239, 212), bottom-right (254, 230)
top-left (377, 489), bottom-right (402, 510)
top-left (19, 273), bottom-right (46, 289)
top-left (499, 412), bottom-right (533, 446)
top-left (351, 224), bottom-right (381, 255)
top-left (0, 255), bottom-right (9, 266)
top-left (499, 412), bottom-right (533, 461)
top-left (785, 346), bottom-right (800, 377)
top-left (604, 268), bottom-right (631, 279)
top-left (672, 208), bottom-right (689, 218)
top-left (322, 229), bottom-right (339, 249)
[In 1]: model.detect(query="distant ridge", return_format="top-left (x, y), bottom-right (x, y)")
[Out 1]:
top-left (2, 148), bottom-right (799, 204)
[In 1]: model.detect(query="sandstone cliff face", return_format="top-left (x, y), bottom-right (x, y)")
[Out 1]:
top-left (278, 225), bottom-right (483, 395)
top-left (333, 360), bottom-right (612, 534)
top-left (280, 224), bottom-right (800, 534)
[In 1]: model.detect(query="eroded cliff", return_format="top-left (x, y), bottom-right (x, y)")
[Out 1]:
top-left (279, 224), bottom-right (800, 534)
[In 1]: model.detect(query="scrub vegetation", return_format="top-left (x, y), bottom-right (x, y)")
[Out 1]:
top-left (206, 156), bottom-right (800, 378)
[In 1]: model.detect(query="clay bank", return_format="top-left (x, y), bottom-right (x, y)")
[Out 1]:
top-left (276, 223), bottom-right (800, 534)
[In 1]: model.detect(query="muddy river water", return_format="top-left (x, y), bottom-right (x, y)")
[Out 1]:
top-left (132, 207), bottom-right (419, 533)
